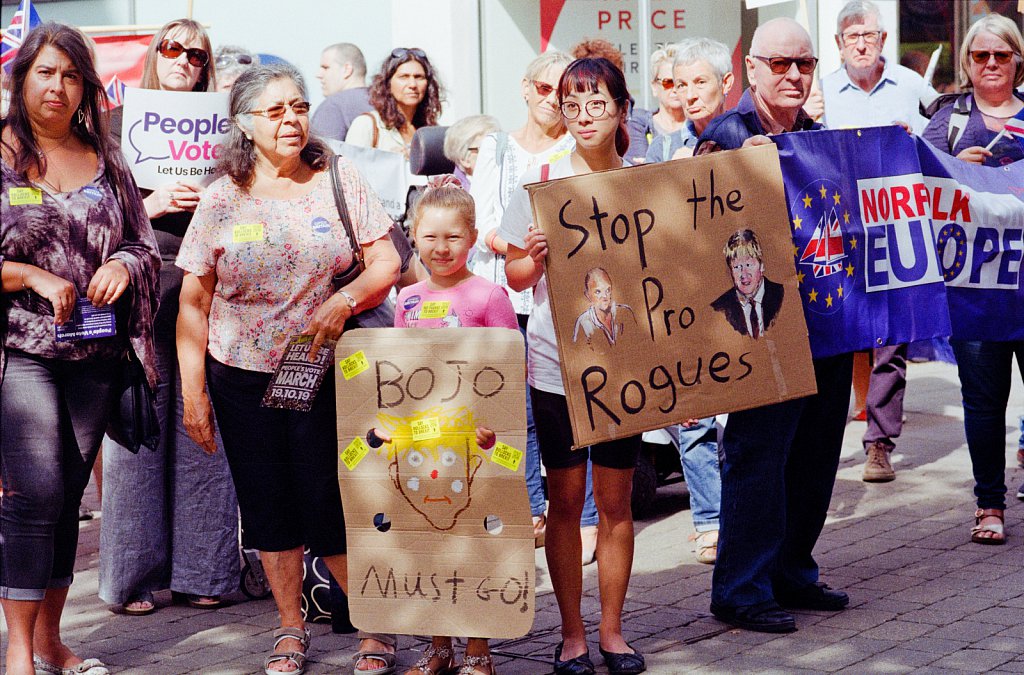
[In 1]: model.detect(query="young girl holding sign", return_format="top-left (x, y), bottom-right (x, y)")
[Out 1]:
top-left (500, 58), bottom-right (646, 675)
top-left (377, 177), bottom-right (517, 675)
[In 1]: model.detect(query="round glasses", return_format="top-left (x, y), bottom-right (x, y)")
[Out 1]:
top-left (840, 30), bottom-right (882, 46)
top-left (560, 99), bottom-right (617, 120)
top-left (247, 101), bottom-right (311, 121)
top-left (158, 39), bottom-right (209, 68)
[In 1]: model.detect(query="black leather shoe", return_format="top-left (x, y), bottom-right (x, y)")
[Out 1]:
top-left (710, 600), bottom-right (797, 633)
top-left (554, 642), bottom-right (595, 675)
top-left (599, 645), bottom-right (646, 674)
top-left (776, 582), bottom-right (849, 611)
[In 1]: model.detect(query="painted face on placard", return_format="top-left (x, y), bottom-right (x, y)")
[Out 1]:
top-left (585, 274), bottom-right (614, 312)
top-left (730, 254), bottom-right (765, 298)
top-left (390, 439), bottom-right (483, 531)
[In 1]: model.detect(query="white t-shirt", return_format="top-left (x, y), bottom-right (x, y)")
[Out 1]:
top-left (470, 132), bottom-right (574, 315)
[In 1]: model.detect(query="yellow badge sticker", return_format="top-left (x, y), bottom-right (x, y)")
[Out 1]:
top-left (232, 223), bottom-right (264, 243)
top-left (420, 300), bottom-right (451, 319)
top-left (490, 442), bottom-right (523, 471)
top-left (340, 437), bottom-right (370, 471)
top-left (547, 149), bottom-right (571, 164)
top-left (338, 350), bottom-right (369, 380)
top-left (410, 417), bottom-right (441, 442)
top-left (9, 187), bottom-right (42, 206)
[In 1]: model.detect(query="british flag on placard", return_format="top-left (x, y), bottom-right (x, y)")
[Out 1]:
top-left (0, 0), bottom-right (43, 74)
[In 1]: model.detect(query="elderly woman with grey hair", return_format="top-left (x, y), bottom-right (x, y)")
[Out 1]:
top-left (176, 63), bottom-right (400, 674)
top-left (646, 37), bottom-right (735, 162)
top-left (442, 114), bottom-right (500, 188)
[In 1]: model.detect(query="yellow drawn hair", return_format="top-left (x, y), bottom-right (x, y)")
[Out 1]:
top-left (375, 406), bottom-right (485, 461)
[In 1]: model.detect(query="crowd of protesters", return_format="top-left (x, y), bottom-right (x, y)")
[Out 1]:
top-left (1, 1), bottom-right (1023, 674)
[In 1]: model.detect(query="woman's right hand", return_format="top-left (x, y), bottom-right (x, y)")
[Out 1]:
top-left (183, 391), bottom-right (218, 454)
top-left (24, 265), bottom-right (77, 325)
top-left (144, 180), bottom-right (204, 219)
top-left (524, 226), bottom-right (548, 263)
top-left (956, 146), bottom-right (992, 165)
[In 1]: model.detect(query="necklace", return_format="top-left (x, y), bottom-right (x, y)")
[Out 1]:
top-left (36, 131), bottom-right (73, 158)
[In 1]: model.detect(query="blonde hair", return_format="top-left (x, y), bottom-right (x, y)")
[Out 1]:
top-left (650, 44), bottom-right (677, 77)
top-left (408, 182), bottom-right (476, 236)
top-left (140, 18), bottom-right (216, 92)
top-left (959, 13), bottom-right (1024, 89)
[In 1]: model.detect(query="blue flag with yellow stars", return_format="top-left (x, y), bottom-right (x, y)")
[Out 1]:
top-left (773, 127), bottom-right (953, 358)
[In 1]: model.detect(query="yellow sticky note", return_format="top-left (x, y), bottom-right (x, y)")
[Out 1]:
top-left (547, 149), bottom-right (571, 164)
top-left (420, 300), bottom-right (451, 319)
top-left (9, 187), bottom-right (42, 206)
top-left (490, 442), bottom-right (523, 471)
top-left (340, 437), bottom-right (370, 470)
top-left (411, 417), bottom-right (441, 441)
top-left (338, 350), bottom-right (369, 380)
top-left (232, 223), bottom-right (264, 243)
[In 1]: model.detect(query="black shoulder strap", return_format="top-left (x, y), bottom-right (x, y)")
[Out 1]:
top-left (329, 155), bottom-right (364, 270)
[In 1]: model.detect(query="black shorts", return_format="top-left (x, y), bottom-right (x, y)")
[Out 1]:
top-left (206, 357), bottom-right (346, 556)
top-left (530, 386), bottom-right (642, 470)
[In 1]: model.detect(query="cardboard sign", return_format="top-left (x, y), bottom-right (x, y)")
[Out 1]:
top-left (335, 328), bottom-right (533, 638)
top-left (526, 144), bottom-right (817, 448)
top-left (120, 87), bottom-right (231, 189)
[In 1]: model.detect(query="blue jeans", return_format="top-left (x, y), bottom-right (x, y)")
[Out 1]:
top-left (0, 350), bottom-right (119, 600)
top-left (950, 339), bottom-right (1024, 511)
top-left (674, 418), bottom-right (720, 532)
top-left (519, 320), bottom-right (546, 517)
top-left (712, 353), bottom-right (853, 609)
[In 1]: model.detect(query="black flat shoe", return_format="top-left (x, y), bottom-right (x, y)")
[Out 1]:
top-left (710, 600), bottom-right (797, 633)
top-left (554, 642), bottom-right (595, 675)
top-left (599, 645), bottom-right (646, 674)
top-left (775, 582), bottom-right (849, 611)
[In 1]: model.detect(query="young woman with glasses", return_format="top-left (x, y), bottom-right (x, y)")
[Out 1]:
top-left (98, 18), bottom-right (241, 619)
top-left (500, 58), bottom-right (646, 675)
top-left (345, 47), bottom-right (443, 158)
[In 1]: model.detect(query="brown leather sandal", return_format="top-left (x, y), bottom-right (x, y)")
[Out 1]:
top-left (971, 508), bottom-right (1005, 545)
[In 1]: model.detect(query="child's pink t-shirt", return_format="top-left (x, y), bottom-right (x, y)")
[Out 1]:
top-left (394, 275), bottom-right (518, 330)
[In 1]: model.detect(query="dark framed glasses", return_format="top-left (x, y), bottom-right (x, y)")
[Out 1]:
top-left (560, 99), bottom-right (616, 120)
top-left (247, 101), bottom-right (311, 121)
top-left (751, 55), bottom-right (818, 75)
top-left (158, 39), bottom-right (210, 68)
top-left (531, 79), bottom-right (555, 97)
top-left (970, 50), bottom-right (1016, 65)
top-left (215, 52), bottom-right (254, 68)
top-left (841, 30), bottom-right (882, 46)
top-left (654, 77), bottom-right (675, 91)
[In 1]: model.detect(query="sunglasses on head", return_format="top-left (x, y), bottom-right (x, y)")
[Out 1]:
top-left (531, 79), bottom-right (555, 97)
top-left (158, 39), bottom-right (209, 68)
top-left (215, 52), bottom-right (254, 68)
top-left (654, 77), bottom-right (675, 91)
top-left (752, 55), bottom-right (818, 75)
top-left (390, 47), bottom-right (427, 63)
top-left (970, 50), bottom-right (1016, 65)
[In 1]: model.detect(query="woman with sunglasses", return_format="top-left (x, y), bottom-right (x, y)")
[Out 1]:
top-left (922, 13), bottom-right (1024, 545)
top-left (625, 45), bottom-right (687, 164)
top-left (500, 58), bottom-right (646, 675)
top-left (98, 18), bottom-right (240, 618)
top-left (177, 63), bottom-right (399, 675)
top-left (214, 45), bottom-right (259, 93)
top-left (1, 23), bottom-right (159, 675)
top-left (345, 47), bottom-right (443, 157)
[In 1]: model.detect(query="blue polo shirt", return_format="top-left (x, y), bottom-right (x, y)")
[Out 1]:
top-left (822, 59), bottom-right (935, 134)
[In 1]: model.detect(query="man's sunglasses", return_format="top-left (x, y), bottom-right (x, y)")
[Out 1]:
top-left (531, 79), bottom-right (555, 97)
top-left (158, 39), bottom-right (209, 68)
top-left (247, 101), bottom-right (312, 121)
top-left (215, 53), bottom-right (254, 68)
top-left (970, 50), bottom-right (1016, 65)
top-left (654, 77), bottom-right (675, 91)
top-left (751, 55), bottom-right (818, 75)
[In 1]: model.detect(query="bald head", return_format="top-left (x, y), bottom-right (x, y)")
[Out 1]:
top-left (746, 18), bottom-right (817, 128)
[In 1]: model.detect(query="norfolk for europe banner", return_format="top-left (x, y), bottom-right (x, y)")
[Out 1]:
top-left (774, 126), bottom-right (1023, 356)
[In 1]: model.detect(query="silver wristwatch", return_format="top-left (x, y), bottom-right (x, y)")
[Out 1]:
top-left (338, 290), bottom-right (357, 310)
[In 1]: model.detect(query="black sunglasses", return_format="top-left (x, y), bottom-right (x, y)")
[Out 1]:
top-left (751, 54), bottom-right (818, 75)
top-left (390, 47), bottom-right (427, 63)
top-left (158, 39), bottom-right (209, 68)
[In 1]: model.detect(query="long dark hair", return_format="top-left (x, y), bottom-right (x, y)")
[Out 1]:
top-left (139, 18), bottom-right (216, 92)
top-left (368, 48), bottom-right (443, 131)
top-left (1, 22), bottom-right (111, 180)
top-left (558, 57), bottom-right (631, 157)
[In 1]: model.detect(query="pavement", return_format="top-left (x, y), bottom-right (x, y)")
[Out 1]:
top-left (4, 359), bottom-right (1024, 674)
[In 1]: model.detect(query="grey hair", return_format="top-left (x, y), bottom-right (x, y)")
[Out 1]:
top-left (325, 42), bottom-right (367, 79)
top-left (836, 0), bottom-right (885, 35)
top-left (650, 44), bottom-right (678, 76)
top-left (222, 63), bottom-right (331, 188)
top-left (524, 50), bottom-right (573, 82)
top-left (443, 114), bottom-right (501, 167)
top-left (673, 37), bottom-right (733, 81)
top-left (959, 13), bottom-right (1024, 89)
top-left (214, 45), bottom-right (259, 83)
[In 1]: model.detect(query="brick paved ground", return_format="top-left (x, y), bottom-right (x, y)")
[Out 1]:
top-left (3, 360), bottom-right (1023, 673)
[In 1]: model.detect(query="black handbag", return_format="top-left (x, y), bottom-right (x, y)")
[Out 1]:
top-left (106, 347), bottom-right (160, 453)
top-left (328, 155), bottom-right (414, 329)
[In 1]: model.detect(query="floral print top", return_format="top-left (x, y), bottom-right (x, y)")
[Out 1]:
top-left (176, 157), bottom-right (392, 372)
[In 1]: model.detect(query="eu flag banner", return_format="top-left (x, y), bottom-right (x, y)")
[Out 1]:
top-left (774, 127), bottom-right (952, 359)
top-left (915, 137), bottom-right (1024, 342)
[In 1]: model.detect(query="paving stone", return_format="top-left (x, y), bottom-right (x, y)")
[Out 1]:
top-left (929, 648), bottom-right (1016, 672)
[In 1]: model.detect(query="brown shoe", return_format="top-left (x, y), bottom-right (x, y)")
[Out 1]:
top-left (862, 442), bottom-right (895, 482)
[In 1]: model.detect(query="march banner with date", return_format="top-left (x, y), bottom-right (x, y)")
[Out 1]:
top-left (120, 87), bottom-right (231, 190)
top-left (527, 145), bottom-right (818, 449)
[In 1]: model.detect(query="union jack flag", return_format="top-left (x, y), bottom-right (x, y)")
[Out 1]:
top-left (1, 0), bottom-right (43, 74)
top-left (1002, 108), bottom-right (1024, 153)
top-left (105, 75), bottom-right (126, 106)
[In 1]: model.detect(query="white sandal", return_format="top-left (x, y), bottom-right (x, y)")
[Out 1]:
top-left (263, 626), bottom-right (310, 675)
